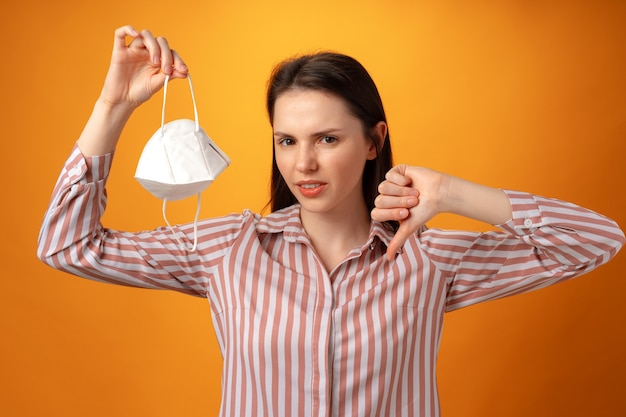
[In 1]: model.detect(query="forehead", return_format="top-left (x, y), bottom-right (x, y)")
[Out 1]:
top-left (272, 89), bottom-right (359, 131)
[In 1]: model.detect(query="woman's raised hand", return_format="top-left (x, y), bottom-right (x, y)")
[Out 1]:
top-left (76, 26), bottom-right (189, 156)
top-left (99, 25), bottom-right (189, 111)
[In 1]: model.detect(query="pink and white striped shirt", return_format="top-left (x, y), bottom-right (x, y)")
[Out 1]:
top-left (38, 146), bottom-right (624, 417)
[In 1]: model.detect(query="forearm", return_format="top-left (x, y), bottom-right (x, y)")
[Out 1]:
top-left (76, 98), bottom-right (134, 156)
top-left (443, 175), bottom-right (513, 226)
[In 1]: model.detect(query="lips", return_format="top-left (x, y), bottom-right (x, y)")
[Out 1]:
top-left (296, 181), bottom-right (326, 198)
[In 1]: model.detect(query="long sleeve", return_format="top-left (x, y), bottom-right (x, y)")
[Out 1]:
top-left (417, 190), bottom-right (625, 311)
top-left (37, 145), bottom-right (246, 297)
top-left (36, 147), bottom-right (625, 416)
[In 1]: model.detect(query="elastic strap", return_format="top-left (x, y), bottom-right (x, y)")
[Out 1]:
top-left (162, 193), bottom-right (202, 252)
top-left (159, 74), bottom-right (202, 252)
top-left (161, 74), bottom-right (200, 133)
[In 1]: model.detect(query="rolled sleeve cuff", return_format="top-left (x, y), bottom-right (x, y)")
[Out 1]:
top-left (497, 189), bottom-right (542, 235)
top-left (66, 143), bottom-right (114, 184)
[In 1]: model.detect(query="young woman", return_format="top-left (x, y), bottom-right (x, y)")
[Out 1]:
top-left (38, 25), bottom-right (624, 417)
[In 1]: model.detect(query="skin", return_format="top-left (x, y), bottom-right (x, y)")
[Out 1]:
top-left (76, 25), bottom-right (514, 268)
top-left (272, 90), bottom-right (387, 270)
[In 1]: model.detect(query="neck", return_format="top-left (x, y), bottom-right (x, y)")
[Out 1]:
top-left (299, 204), bottom-right (372, 271)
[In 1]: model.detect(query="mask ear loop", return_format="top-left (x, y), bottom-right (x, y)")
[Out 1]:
top-left (162, 195), bottom-right (201, 252)
top-left (161, 74), bottom-right (199, 133)
top-left (160, 74), bottom-right (202, 252)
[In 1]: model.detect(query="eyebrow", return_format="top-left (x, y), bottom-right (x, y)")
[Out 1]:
top-left (272, 128), bottom-right (343, 138)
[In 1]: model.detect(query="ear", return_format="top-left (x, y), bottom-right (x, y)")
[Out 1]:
top-left (367, 121), bottom-right (388, 160)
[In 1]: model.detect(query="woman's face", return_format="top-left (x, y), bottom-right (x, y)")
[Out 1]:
top-left (272, 89), bottom-right (380, 219)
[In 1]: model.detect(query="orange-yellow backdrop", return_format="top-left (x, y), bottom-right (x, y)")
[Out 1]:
top-left (1, 1), bottom-right (624, 416)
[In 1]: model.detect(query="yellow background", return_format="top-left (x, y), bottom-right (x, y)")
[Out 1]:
top-left (1, 0), bottom-right (625, 416)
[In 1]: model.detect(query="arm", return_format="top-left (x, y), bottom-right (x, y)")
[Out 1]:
top-left (36, 26), bottom-right (229, 295)
top-left (419, 190), bottom-right (624, 310)
top-left (371, 165), bottom-right (624, 261)
top-left (37, 146), bottom-right (246, 296)
top-left (372, 165), bottom-right (624, 308)
top-left (372, 165), bottom-right (513, 259)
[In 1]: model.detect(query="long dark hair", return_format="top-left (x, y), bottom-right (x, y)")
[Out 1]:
top-left (265, 52), bottom-right (396, 230)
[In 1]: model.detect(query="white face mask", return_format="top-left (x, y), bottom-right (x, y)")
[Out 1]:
top-left (135, 74), bottom-right (230, 251)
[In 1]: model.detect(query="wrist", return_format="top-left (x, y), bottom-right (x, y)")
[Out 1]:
top-left (76, 98), bottom-right (134, 157)
top-left (441, 174), bottom-right (467, 216)
top-left (94, 96), bottom-right (136, 121)
top-left (443, 176), bottom-right (512, 225)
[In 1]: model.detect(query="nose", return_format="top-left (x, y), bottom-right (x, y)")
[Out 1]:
top-left (295, 144), bottom-right (317, 172)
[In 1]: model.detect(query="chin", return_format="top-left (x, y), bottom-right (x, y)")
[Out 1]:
top-left (296, 198), bottom-right (331, 212)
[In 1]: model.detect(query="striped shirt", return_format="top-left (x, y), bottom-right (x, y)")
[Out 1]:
top-left (38, 146), bottom-right (624, 417)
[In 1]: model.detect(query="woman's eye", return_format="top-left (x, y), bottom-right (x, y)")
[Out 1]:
top-left (278, 138), bottom-right (295, 146)
top-left (320, 136), bottom-right (338, 144)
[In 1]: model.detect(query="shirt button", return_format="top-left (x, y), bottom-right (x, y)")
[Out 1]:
top-left (523, 218), bottom-right (533, 228)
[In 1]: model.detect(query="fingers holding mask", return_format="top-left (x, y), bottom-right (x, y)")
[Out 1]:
top-left (135, 30), bottom-right (188, 77)
top-left (117, 27), bottom-right (188, 77)
top-left (102, 26), bottom-right (190, 109)
top-left (169, 49), bottom-right (188, 78)
top-left (153, 34), bottom-right (180, 76)
top-left (114, 25), bottom-right (140, 50)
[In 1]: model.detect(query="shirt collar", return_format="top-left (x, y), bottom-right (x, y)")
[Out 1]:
top-left (256, 204), bottom-right (395, 250)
